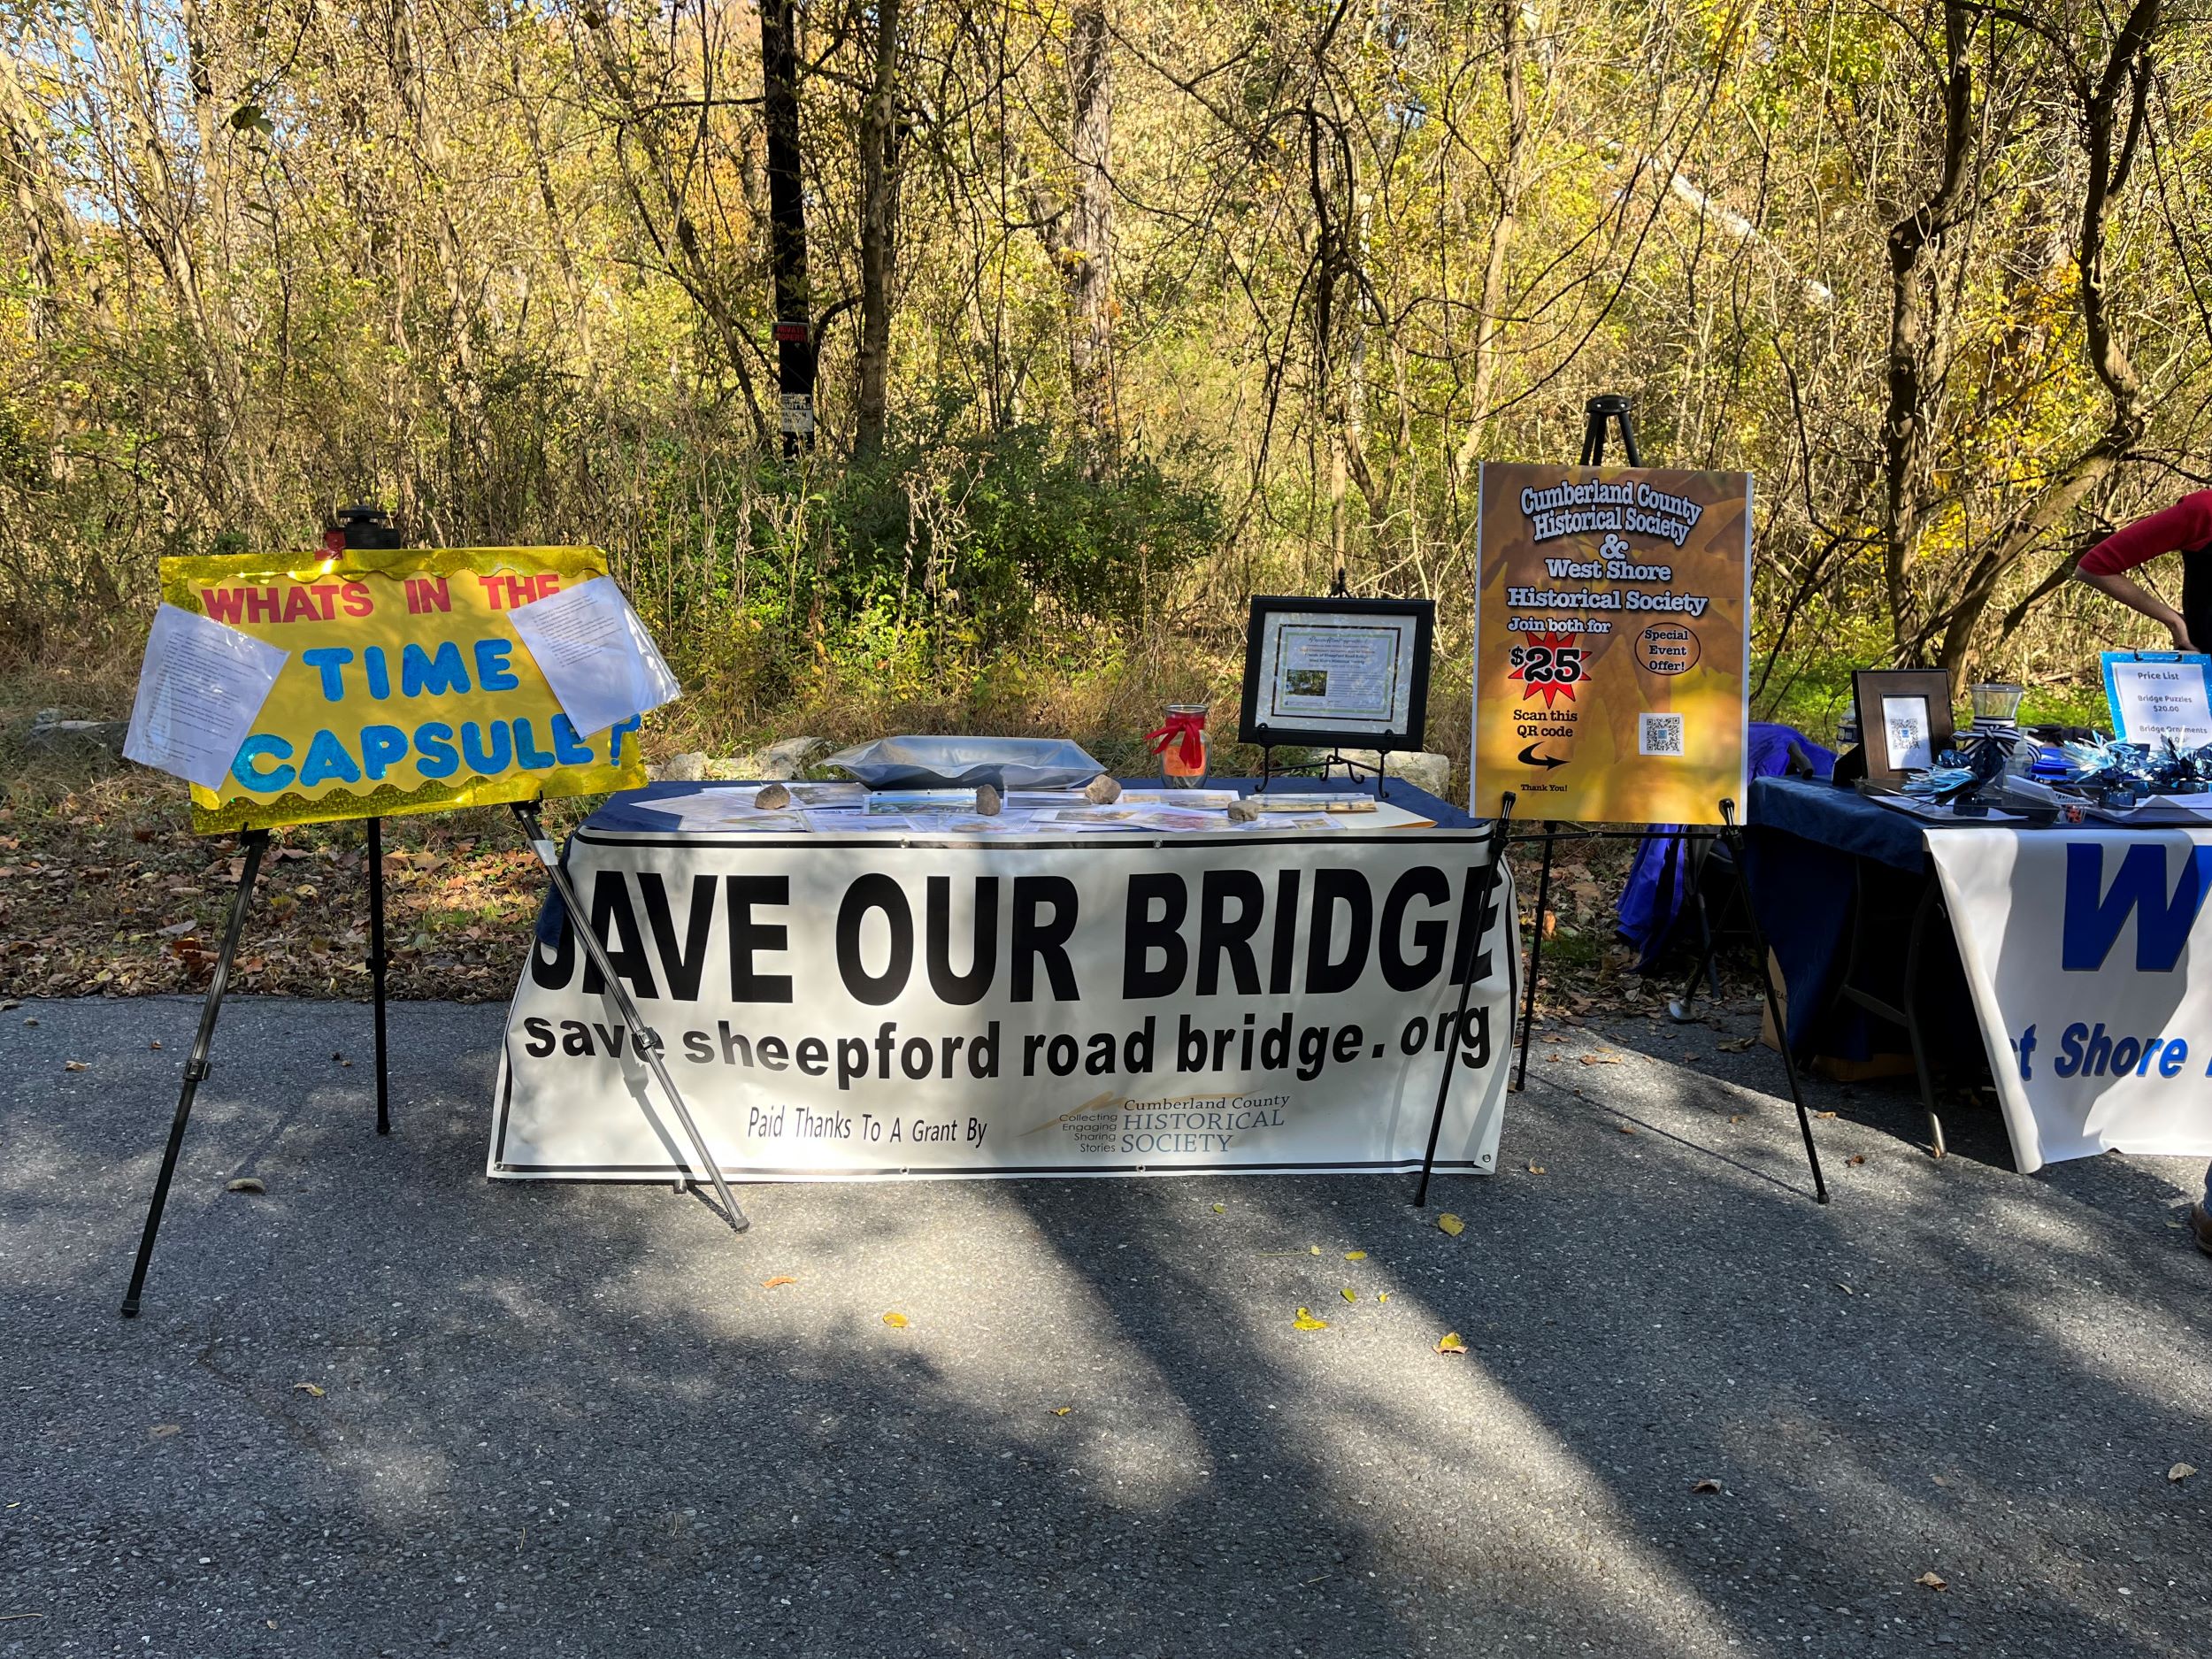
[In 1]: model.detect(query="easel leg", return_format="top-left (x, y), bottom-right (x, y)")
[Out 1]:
top-left (1510, 824), bottom-right (1555, 1092)
top-left (367, 816), bottom-right (390, 1136)
top-left (1719, 801), bottom-right (1829, 1204)
top-left (511, 803), bottom-right (750, 1233)
top-left (120, 828), bottom-right (272, 1317)
top-left (1414, 791), bottom-right (1515, 1207)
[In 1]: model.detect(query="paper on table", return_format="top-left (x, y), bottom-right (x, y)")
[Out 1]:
top-left (699, 810), bottom-right (812, 833)
top-left (863, 789), bottom-right (982, 816)
top-left (507, 577), bottom-right (680, 737)
top-left (786, 782), bottom-right (865, 807)
top-left (1118, 789), bottom-right (1240, 809)
top-left (123, 603), bottom-right (289, 790)
top-left (1034, 806), bottom-right (1149, 826)
top-left (641, 789), bottom-right (812, 832)
top-left (805, 810), bottom-right (919, 833)
top-left (923, 814), bottom-right (1041, 835)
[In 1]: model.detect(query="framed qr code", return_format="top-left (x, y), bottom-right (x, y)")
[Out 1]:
top-left (1851, 669), bottom-right (1953, 780)
top-left (1638, 712), bottom-right (1686, 756)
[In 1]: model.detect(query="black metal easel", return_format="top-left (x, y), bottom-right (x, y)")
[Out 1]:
top-left (1720, 799), bottom-right (1829, 1202)
top-left (120, 505), bottom-right (404, 1317)
top-left (1489, 400), bottom-right (1827, 1201)
top-left (1411, 792), bottom-right (1517, 1206)
top-left (1509, 395), bottom-right (1643, 1091)
top-left (509, 802), bottom-right (747, 1231)
top-left (119, 829), bottom-right (271, 1317)
top-left (337, 505), bottom-right (403, 1140)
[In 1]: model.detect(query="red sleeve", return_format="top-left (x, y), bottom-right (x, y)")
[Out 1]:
top-left (2080, 490), bottom-right (2212, 575)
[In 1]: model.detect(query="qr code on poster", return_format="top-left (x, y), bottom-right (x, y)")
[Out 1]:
top-left (1639, 712), bottom-right (1686, 757)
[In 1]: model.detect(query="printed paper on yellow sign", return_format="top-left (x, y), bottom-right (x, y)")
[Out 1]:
top-left (1472, 465), bottom-right (1749, 826)
top-left (157, 546), bottom-right (651, 833)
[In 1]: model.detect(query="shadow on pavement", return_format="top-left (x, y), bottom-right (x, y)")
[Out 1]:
top-left (3, 996), bottom-right (2209, 1657)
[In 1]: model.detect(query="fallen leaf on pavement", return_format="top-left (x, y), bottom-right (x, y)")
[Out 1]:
top-left (225, 1177), bottom-right (265, 1194)
top-left (1340, 1287), bottom-right (1357, 1302)
top-left (2170, 1463), bottom-right (2198, 1482)
top-left (1307, 1244), bottom-right (1321, 1255)
top-left (1916, 1571), bottom-right (1947, 1591)
top-left (1717, 1037), bottom-right (1755, 1053)
top-left (63, 1060), bottom-right (87, 1071)
top-left (1211, 1204), bottom-right (1225, 1213)
top-left (149, 1424), bottom-right (180, 1439)
top-left (761, 1276), bottom-right (797, 1289)
top-left (1578, 1053), bottom-right (1623, 1066)
top-left (1435, 1333), bottom-right (1468, 1355)
top-left (1293, 1308), bottom-right (1330, 1330)
top-left (1437, 1213), bottom-right (1464, 1237)
top-left (1690, 1479), bottom-right (1722, 1494)
top-left (1848, 1154), bottom-right (1867, 1165)
top-left (1378, 1292), bottom-right (1389, 1303)
top-left (881, 1312), bottom-right (910, 1329)
top-left (1526, 1163), bottom-right (1547, 1174)
top-left (1052, 1407), bottom-right (1071, 1417)
top-left (1344, 1250), bottom-right (1366, 1261)
top-left (292, 1382), bottom-right (325, 1397)
top-left (1815, 1110), bottom-right (1838, 1119)
top-left (1617, 1123), bottom-right (1638, 1135)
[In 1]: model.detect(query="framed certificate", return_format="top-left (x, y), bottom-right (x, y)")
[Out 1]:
top-left (1238, 596), bottom-right (1434, 751)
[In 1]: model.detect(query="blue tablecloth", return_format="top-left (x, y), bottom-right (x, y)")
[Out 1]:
top-left (1744, 777), bottom-right (1984, 1059)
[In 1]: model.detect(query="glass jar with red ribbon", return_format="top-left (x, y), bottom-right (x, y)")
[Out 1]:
top-left (1148, 703), bottom-right (1210, 788)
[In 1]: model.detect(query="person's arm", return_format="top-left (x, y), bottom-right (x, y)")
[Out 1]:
top-left (2077, 565), bottom-right (2193, 650)
top-left (2072, 491), bottom-right (2212, 650)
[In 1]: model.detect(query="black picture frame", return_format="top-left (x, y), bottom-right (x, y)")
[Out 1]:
top-left (1238, 595), bottom-right (1435, 752)
top-left (1853, 669), bottom-right (1955, 780)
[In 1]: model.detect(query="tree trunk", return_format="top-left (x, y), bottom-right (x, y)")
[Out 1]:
top-left (1928, 0), bottom-right (2160, 673)
top-left (1879, 0), bottom-right (1975, 663)
top-left (854, 0), bottom-right (902, 461)
top-left (761, 0), bottom-right (816, 455)
top-left (1067, 0), bottom-right (1114, 464)
top-left (1449, 0), bottom-right (1527, 491)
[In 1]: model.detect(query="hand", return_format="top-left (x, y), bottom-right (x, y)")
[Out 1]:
top-left (2170, 618), bottom-right (2198, 652)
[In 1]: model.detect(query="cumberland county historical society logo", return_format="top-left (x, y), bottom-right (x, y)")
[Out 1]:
top-left (1034, 1091), bottom-right (1294, 1159)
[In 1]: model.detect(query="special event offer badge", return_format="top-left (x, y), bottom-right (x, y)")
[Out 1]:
top-left (1472, 464), bottom-right (1750, 826)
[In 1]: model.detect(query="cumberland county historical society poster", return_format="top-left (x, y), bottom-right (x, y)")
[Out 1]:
top-left (1472, 463), bottom-right (1752, 826)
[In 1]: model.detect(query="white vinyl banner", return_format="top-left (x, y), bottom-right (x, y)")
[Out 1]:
top-left (1926, 826), bottom-right (2212, 1171)
top-left (491, 827), bottom-right (1516, 1182)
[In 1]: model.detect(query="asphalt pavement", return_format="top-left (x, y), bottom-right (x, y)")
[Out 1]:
top-left (4, 993), bottom-right (2210, 1657)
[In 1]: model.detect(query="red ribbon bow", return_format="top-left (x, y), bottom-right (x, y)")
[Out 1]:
top-left (1145, 710), bottom-right (1207, 770)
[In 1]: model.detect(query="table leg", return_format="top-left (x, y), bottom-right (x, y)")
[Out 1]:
top-left (1903, 881), bottom-right (1947, 1159)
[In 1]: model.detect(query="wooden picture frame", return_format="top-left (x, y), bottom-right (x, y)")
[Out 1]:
top-left (1853, 669), bottom-right (1955, 780)
top-left (1238, 595), bottom-right (1435, 752)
